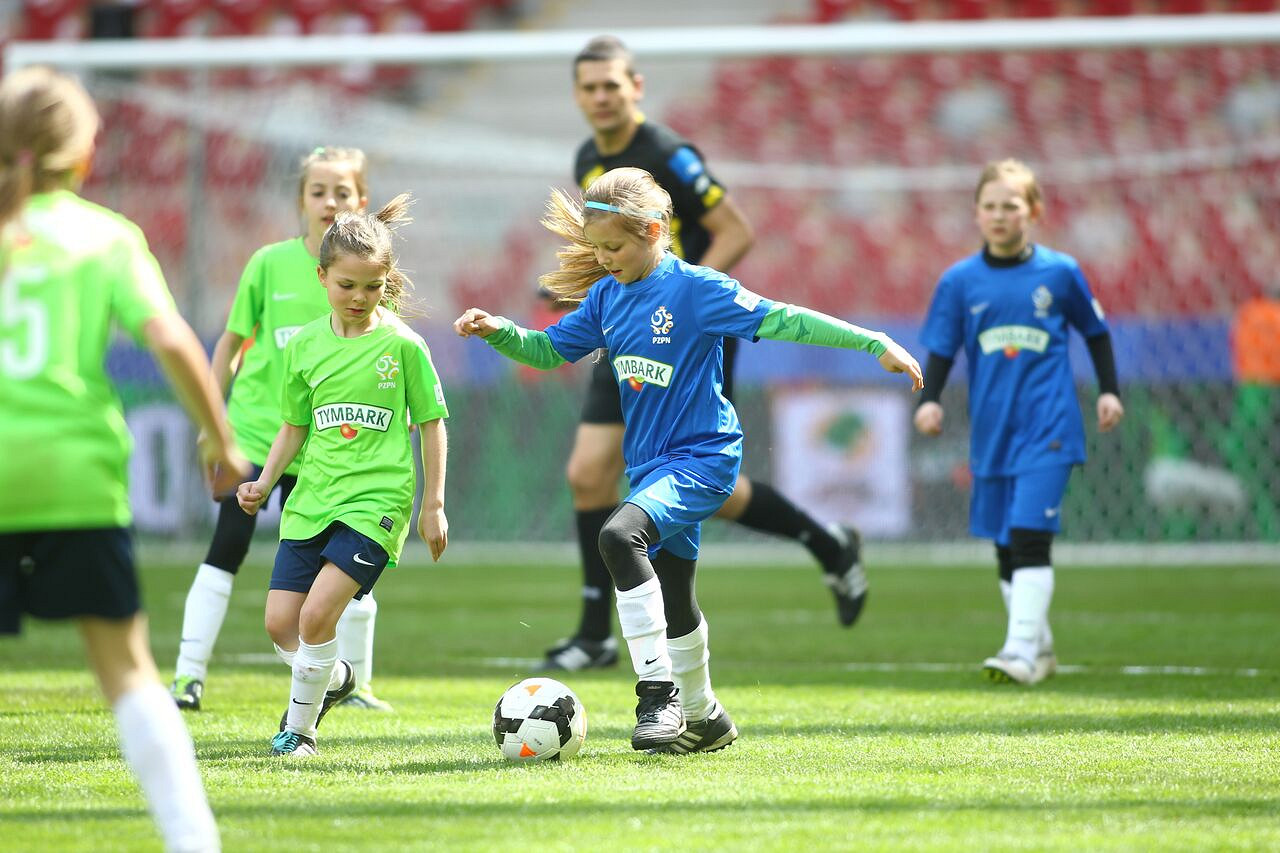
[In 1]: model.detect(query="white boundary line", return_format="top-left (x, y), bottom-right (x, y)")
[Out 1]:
top-left (225, 652), bottom-right (1269, 677)
top-left (139, 539), bottom-right (1280, 569)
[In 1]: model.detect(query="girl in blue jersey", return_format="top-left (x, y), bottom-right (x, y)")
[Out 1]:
top-left (915, 159), bottom-right (1124, 685)
top-left (455, 167), bottom-right (921, 753)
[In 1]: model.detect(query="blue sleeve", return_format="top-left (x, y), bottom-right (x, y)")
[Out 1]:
top-left (920, 271), bottom-right (964, 358)
top-left (695, 272), bottom-right (774, 340)
top-left (544, 288), bottom-right (606, 363)
top-left (1061, 261), bottom-right (1110, 337)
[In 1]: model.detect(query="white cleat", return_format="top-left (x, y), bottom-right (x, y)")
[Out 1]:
top-left (982, 652), bottom-right (1041, 685)
top-left (1034, 649), bottom-right (1058, 682)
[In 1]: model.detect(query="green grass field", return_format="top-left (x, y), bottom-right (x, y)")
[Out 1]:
top-left (2, 556), bottom-right (1277, 851)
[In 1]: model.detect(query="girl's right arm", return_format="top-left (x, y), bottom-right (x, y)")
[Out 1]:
top-left (236, 422), bottom-right (307, 514)
top-left (142, 312), bottom-right (249, 495)
top-left (453, 308), bottom-right (568, 370)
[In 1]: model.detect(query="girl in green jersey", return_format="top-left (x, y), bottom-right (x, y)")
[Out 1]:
top-left (0, 67), bottom-right (249, 851)
top-left (172, 147), bottom-right (396, 714)
top-left (237, 196), bottom-right (449, 757)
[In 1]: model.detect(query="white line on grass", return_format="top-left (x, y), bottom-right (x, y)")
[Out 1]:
top-left (223, 653), bottom-right (1268, 677)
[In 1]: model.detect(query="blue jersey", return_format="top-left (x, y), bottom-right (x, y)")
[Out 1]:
top-left (546, 253), bottom-right (773, 487)
top-left (920, 245), bottom-right (1109, 477)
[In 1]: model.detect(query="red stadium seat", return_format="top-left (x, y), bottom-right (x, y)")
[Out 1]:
top-left (21, 0), bottom-right (84, 40)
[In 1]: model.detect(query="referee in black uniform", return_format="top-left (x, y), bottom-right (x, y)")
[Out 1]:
top-left (541, 36), bottom-right (868, 672)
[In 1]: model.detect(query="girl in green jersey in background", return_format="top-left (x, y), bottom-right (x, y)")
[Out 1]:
top-left (237, 196), bottom-right (449, 757)
top-left (0, 66), bottom-right (249, 852)
top-left (172, 147), bottom-right (395, 713)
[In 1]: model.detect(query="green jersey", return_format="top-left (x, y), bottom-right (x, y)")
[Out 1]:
top-left (280, 311), bottom-right (448, 565)
top-left (0, 191), bottom-right (175, 532)
top-left (225, 237), bottom-right (330, 472)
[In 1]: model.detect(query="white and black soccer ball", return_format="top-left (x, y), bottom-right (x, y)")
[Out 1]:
top-left (492, 677), bottom-right (587, 762)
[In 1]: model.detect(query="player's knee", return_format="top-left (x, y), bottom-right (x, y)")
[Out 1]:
top-left (1009, 528), bottom-right (1053, 569)
top-left (566, 454), bottom-right (613, 499)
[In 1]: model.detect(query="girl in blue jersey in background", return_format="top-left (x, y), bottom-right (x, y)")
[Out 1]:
top-left (914, 159), bottom-right (1124, 685)
top-left (455, 167), bottom-right (922, 754)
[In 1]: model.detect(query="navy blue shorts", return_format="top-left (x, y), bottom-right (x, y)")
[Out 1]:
top-left (0, 527), bottom-right (140, 635)
top-left (270, 521), bottom-right (388, 599)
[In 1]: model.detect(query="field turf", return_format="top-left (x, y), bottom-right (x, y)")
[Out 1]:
top-left (1, 555), bottom-right (1277, 851)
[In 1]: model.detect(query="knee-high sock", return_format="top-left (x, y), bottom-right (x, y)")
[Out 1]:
top-left (1001, 567), bottom-right (1054, 663)
top-left (337, 594), bottom-right (376, 687)
top-left (174, 564), bottom-right (234, 682)
top-left (287, 638), bottom-right (338, 738)
top-left (736, 481), bottom-right (844, 570)
top-left (1000, 578), bottom-right (1053, 653)
top-left (667, 617), bottom-right (715, 721)
top-left (114, 683), bottom-right (220, 853)
top-left (574, 508), bottom-right (616, 641)
top-left (273, 643), bottom-right (296, 667)
top-left (615, 577), bottom-right (670, 682)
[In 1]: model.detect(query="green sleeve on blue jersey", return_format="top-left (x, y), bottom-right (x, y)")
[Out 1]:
top-left (484, 319), bottom-right (569, 370)
top-left (756, 302), bottom-right (888, 357)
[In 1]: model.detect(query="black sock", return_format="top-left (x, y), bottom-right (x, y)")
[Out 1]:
top-left (575, 507), bottom-right (616, 641)
top-left (736, 480), bottom-right (843, 571)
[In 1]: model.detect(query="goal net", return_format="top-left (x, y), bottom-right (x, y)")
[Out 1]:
top-left (8, 12), bottom-right (1280, 550)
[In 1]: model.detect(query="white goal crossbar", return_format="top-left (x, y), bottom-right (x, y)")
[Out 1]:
top-left (7, 14), bottom-right (1280, 72)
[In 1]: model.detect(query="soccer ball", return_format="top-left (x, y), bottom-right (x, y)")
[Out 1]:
top-left (492, 677), bottom-right (587, 762)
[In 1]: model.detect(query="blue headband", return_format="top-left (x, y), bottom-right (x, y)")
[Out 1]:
top-left (584, 200), bottom-right (665, 221)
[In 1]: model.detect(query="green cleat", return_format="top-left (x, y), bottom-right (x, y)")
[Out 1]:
top-left (338, 684), bottom-right (395, 712)
top-left (270, 729), bottom-right (317, 757)
top-left (170, 676), bottom-right (203, 711)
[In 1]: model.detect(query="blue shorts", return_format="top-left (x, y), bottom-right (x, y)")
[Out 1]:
top-left (624, 460), bottom-right (734, 561)
top-left (0, 527), bottom-right (139, 635)
top-left (270, 521), bottom-right (388, 600)
top-left (970, 465), bottom-right (1073, 545)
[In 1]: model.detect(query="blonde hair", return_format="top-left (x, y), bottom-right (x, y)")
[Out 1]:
top-left (975, 158), bottom-right (1044, 211)
top-left (297, 145), bottom-right (368, 209)
top-left (538, 167), bottom-right (672, 301)
top-left (319, 193), bottom-right (415, 315)
top-left (0, 66), bottom-right (99, 231)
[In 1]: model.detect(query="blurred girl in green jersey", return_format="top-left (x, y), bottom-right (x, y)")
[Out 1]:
top-left (172, 147), bottom-right (396, 714)
top-left (236, 196), bottom-right (449, 757)
top-left (0, 66), bottom-right (250, 852)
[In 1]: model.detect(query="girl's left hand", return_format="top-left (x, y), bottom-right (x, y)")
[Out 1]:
top-left (876, 339), bottom-right (925, 393)
top-left (1097, 392), bottom-right (1125, 432)
top-left (418, 506), bottom-right (448, 561)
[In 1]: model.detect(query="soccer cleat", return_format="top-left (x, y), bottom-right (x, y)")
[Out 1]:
top-left (822, 525), bottom-right (869, 628)
top-left (170, 676), bottom-right (203, 711)
top-left (270, 729), bottom-right (318, 757)
top-left (338, 684), bottom-right (395, 712)
top-left (1034, 648), bottom-right (1059, 682)
top-left (650, 703), bottom-right (738, 754)
top-left (983, 652), bottom-right (1040, 685)
top-left (278, 659), bottom-right (357, 732)
top-left (539, 636), bottom-right (619, 672)
top-left (631, 680), bottom-right (685, 751)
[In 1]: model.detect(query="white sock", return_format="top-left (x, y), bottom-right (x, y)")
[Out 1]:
top-left (1001, 567), bottom-right (1054, 663)
top-left (1000, 577), bottom-right (1053, 654)
top-left (667, 617), bottom-right (716, 722)
top-left (273, 643), bottom-right (296, 667)
top-left (174, 564), bottom-right (234, 682)
top-left (615, 577), bottom-right (671, 682)
top-left (287, 638), bottom-right (338, 738)
top-left (114, 683), bottom-right (220, 853)
top-left (337, 594), bottom-right (376, 688)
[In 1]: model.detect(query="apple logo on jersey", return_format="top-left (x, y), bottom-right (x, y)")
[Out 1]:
top-left (339, 424), bottom-right (358, 439)
top-left (627, 377), bottom-right (644, 391)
